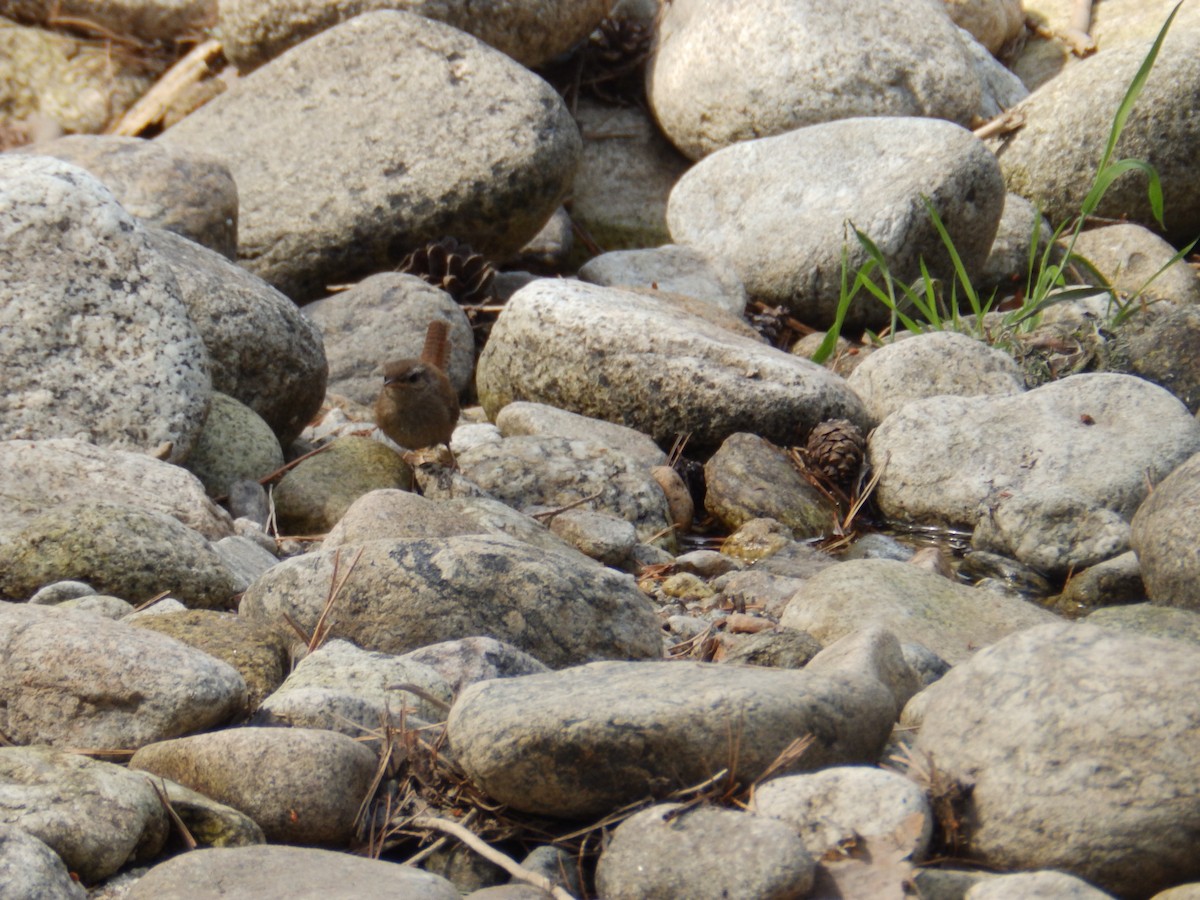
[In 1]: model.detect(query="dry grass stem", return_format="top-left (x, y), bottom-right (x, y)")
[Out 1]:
top-left (666, 433), bottom-right (691, 468)
top-left (307, 547), bottom-right (363, 653)
top-left (149, 777), bottom-right (197, 850)
top-left (386, 683), bottom-right (453, 714)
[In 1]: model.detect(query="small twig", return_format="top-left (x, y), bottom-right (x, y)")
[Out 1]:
top-left (149, 778), bottom-right (198, 850)
top-left (644, 523), bottom-right (676, 544)
top-left (109, 39), bottom-right (223, 136)
top-left (401, 809), bottom-right (474, 867)
top-left (531, 490), bottom-right (605, 522)
top-left (132, 589), bottom-right (172, 613)
top-left (257, 441), bottom-right (340, 487)
top-left (569, 219), bottom-right (605, 257)
top-left (972, 108), bottom-right (1026, 141)
top-left (407, 815), bottom-right (576, 900)
top-left (666, 623), bottom-right (714, 658)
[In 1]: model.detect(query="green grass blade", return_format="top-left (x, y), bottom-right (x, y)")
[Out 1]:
top-left (1082, 158), bottom-right (1166, 224)
top-left (811, 244), bottom-right (870, 364)
top-left (921, 196), bottom-right (982, 317)
top-left (1113, 235), bottom-right (1200, 324)
top-left (1094, 0), bottom-right (1182, 176)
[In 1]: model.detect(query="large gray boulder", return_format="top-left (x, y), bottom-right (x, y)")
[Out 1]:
top-left (446, 628), bottom-right (917, 818)
top-left (911, 623), bottom-right (1200, 898)
top-left (780, 558), bottom-right (1058, 663)
top-left (0, 155), bottom-right (210, 463)
top-left (0, 439), bottom-right (233, 543)
top-left (647, 0), bottom-right (1022, 160)
top-left (0, 500), bottom-right (242, 609)
top-left (130, 728), bottom-right (378, 845)
top-left (146, 227), bottom-right (328, 447)
top-left (16, 134), bottom-right (238, 258)
top-left (239, 535), bottom-right (662, 667)
top-left (159, 11), bottom-right (580, 302)
top-left (0, 604), bottom-right (246, 749)
top-left (476, 279), bottom-right (869, 454)
top-left (667, 117), bottom-right (1006, 329)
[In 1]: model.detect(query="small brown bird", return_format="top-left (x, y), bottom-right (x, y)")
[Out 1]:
top-left (374, 320), bottom-right (460, 452)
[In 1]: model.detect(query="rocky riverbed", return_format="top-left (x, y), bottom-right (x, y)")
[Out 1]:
top-left (2, 1), bottom-right (1200, 898)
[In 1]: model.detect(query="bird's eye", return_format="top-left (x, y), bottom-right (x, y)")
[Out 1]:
top-left (405, 367), bottom-right (425, 383)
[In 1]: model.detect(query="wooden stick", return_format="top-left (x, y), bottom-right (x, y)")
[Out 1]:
top-left (109, 39), bottom-right (223, 136)
top-left (1060, 0), bottom-right (1097, 56)
top-left (972, 108), bottom-right (1025, 141)
top-left (407, 816), bottom-right (576, 900)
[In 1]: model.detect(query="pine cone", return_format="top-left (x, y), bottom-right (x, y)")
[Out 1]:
top-left (580, 16), bottom-right (653, 104)
top-left (399, 237), bottom-right (495, 305)
top-left (806, 419), bottom-right (865, 483)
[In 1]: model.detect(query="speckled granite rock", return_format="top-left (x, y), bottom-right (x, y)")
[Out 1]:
top-left (0, 155), bottom-right (211, 463)
top-left (457, 434), bottom-right (675, 545)
top-left (910, 623), bottom-right (1200, 898)
top-left (596, 803), bottom-right (816, 900)
top-left (0, 823), bottom-right (85, 899)
top-left (476, 279), bottom-right (869, 454)
top-left (0, 439), bottom-right (234, 543)
top-left (253, 638), bottom-right (454, 734)
top-left (847, 331), bottom-right (1025, 424)
top-left (124, 845), bottom-right (459, 899)
top-left (667, 117), bottom-right (1005, 329)
top-left (872, 374), bottom-right (1200, 575)
top-left (988, 20), bottom-right (1200, 244)
top-left (0, 500), bottom-right (241, 608)
top-left (704, 433), bottom-right (834, 538)
top-left (18, 134), bottom-right (237, 257)
top-left (239, 534), bottom-right (661, 667)
top-left (129, 609), bottom-right (291, 713)
top-left (447, 628), bottom-right (917, 818)
top-left (183, 393), bottom-right (284, 497)
top-left (146, 226), bottom-right (328, 446)
top-left (271, 436), bottom-right (413, 536)
top-left (0, 604), bottom-right (246, 749)
top-left (648, 0), bottom-right (1021, 160)
top-left (130, 727), bottom-right (377, 845)
top-left (0, 747), bottom-right (168, 884)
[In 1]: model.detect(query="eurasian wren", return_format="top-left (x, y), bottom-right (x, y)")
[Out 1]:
top-left (374, 320), bottom-right (460, 451)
